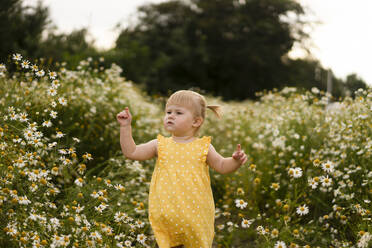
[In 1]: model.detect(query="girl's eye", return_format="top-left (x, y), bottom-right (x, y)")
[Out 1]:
top-left (177, 112), bottom-right (182, 115)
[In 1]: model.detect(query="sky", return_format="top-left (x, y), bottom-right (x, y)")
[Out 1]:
top-left (24, 0), bottom-right (372, 86)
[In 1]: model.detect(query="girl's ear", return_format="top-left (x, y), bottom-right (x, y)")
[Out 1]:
top-left (192, 117), bottom-right (203, 128)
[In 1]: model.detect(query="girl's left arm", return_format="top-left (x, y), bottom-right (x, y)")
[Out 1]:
top-left (207, 144), bottom-right (247, 174)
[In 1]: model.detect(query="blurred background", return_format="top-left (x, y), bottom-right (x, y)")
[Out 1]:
top-left (1, 0), bottom-right (370, 100)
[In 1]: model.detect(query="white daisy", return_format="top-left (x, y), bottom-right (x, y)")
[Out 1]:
top-left (95, 203), bottom-right (108, 213)
top-left (50, 110), bottom-right (57, 119)
top-left (90, 191), bottom-right (100, 198)
top-left (48, 71), bottom-right (57, 79)
top-left (42, 120), bottom-right (52, 127)
top-left (241, 218), bottom-right (254, 228)
top-left (83, 153), bottom-right (93, 160)
top-left (114, 211), bottom-right (128, 223)
top-left (50, 218), bottom-right (60, 229)
top-left (18, 196), bottom-right (31, 205)
top-left (35, 69), bottom-right (45, 77)
top-left (114, 184), bottom-right (125, 192)
top-left (9, 112), bottom-right (18, 120)
top-left (21, 60), bottom-right (30, 69)
top-left (274, 241), bottom-right (287, 248)
top-left (30, 183), bottom-right (38, 192)
top-left (74, 178), bottom-right (84, 187)
top-left (90, 231), bottom-right (102, 240)
top-left (308, 178), bottom-right (318, 189)
top-left (13, 53), bottom-right (22, 61)
top-left (51, 79), bottom-right (60, 88)
top-left (311, 87), bottom-right (320, 94)
top-left (256, 225), bottom-right (266, 235)
top-left (19, 112), bottom-right (28, 122)
top-left (47, 87), bottom-right (57, 96)
top-left (136, 220), bottom-right (145, 228)
top-left (235, 199), bottom-right (248, 209)
top-left (321, 161), bottom-right (334, 173)
top-left (0, 63), bottom-right (6, 71)
top-left (289, 167), bottom-right (303, 178)
top-left (320, 175), bottom-right (332, 187)
top-left (293, 167), bottom-right (303, 178)
top-left (59, 149), bottom-right (68, 154)
top-left (296, 204), bottom-right (309, 216)
top-left (137, 234), bottom-right (147, 245)
top-left (217, 224), bottom-right (225, 230)
top-left (24, 129), bottom-right (34, 140)
top-left (270, 182), bottom-right (280, 191)
top-left (48, 142), bottom-right (57, 148)
top-left (58, 97), bottom-right (67, 106)
top-left (124, 240), bottom-right (132, 246)
top-left (56, 131), bottom-right (64, 138)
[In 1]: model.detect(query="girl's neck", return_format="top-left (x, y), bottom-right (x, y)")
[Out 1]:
top-left (171, 134), bottom-right (196, 143)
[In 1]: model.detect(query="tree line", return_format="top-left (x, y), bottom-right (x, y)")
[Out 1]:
top-left (0, 0), bottom-right (368, 100)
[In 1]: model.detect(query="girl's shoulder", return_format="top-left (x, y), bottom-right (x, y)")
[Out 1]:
top-left (200, 135), bottom-right (211, 142)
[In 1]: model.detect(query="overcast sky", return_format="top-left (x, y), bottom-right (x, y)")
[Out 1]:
top-left (24, 0), bottom-right (372, 86)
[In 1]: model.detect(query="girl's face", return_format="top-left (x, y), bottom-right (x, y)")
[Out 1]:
top-left (164, 104), bottom-right (201, 136)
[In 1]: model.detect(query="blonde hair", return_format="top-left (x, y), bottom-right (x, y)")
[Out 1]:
top-left (166, 90), bottom-right (222, 135)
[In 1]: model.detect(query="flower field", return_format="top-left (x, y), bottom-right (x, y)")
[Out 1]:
top-left (0, 55), bottom-right (371, 248)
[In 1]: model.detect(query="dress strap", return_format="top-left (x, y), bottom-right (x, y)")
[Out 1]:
top-left (200, 136), bottom-right (211, 163)
top-left (157, 134), bottom-right (166, 154)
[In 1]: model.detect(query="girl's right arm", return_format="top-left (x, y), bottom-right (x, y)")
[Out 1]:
top-left (117, 107), bottom-right (157, 161)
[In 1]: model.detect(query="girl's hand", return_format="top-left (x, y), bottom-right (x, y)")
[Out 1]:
top-left (116, 107), bottom-right (132, 127)
top-left (232, 144), bottom-right (247, 165)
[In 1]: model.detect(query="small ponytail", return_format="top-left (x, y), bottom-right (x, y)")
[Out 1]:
top-left (207, 105), bottom-right (223, 119)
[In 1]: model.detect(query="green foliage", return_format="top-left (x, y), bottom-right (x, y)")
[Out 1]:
top-left (0, 0), bottom-right (50, 60)
top-left (0, 53), bottom-right (371, 247)
top-left (36, 28), bottom-right (100, 69)
top-left (345, 74), bottom-right (368, 98)
top-left (285, 59), bottom-right (369, 100)
top-left (202, 87), bottom-right (372, 247)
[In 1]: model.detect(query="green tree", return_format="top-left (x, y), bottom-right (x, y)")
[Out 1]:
top-left (284, 59), bottom-right (345, 99)
top-left (37, 28), bottom-right (99, 68)
top-left (344, 73), bottom-right (368, 98)
top-left (113, 0), bottom-right (308, 100)
top-left (0, 0), bottom-right (50, 60)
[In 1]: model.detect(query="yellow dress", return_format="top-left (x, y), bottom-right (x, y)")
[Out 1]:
top-left (148, 134), bottom-right (215, 248)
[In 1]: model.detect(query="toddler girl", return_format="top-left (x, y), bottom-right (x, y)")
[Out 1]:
top-left (116, 90), bottom-right (247, 248)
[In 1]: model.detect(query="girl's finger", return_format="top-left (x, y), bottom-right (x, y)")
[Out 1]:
top-left (236, 144), bottom-right (241, 152)
top-left (125, 107), bottom-right (130, 115)
top-left (241, 157), bottom-right (248, 165)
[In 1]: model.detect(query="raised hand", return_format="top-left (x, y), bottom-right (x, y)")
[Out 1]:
top-left (232, 144), bottom-right (247, 165)
top-left (116, 107), bottom-right (132, 127)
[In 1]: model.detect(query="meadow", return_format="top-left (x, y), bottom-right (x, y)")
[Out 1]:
top-left (0, 55), bottom-right (371, 248)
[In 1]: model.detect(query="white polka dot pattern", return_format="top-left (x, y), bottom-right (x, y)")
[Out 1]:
top-left (148, 134), bottom-right (215, 248)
